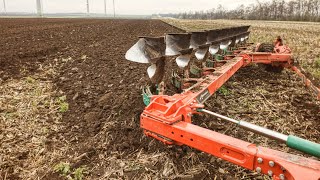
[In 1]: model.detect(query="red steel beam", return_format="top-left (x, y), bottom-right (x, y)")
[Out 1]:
top-left (194, 56), bottom-right (245, 104)
top-left (141, 115), bottom-right (320, 180)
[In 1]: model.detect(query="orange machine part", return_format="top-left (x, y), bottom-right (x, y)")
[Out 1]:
top-left (140, 51), bottom-right (320, 179)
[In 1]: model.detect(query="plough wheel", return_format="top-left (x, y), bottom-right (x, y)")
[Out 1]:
top-left (257, 43), bottom-right (284, 73)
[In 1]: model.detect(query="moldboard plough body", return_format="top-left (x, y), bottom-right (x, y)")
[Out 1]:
top-left (125, 25), bottom-right (320, 179)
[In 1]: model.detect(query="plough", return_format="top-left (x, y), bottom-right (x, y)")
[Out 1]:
top-left (125, 25), bottom-right (320, 179)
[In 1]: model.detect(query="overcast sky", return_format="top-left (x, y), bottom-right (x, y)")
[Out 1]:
top-left (0, 0), bottom-right (260, 15)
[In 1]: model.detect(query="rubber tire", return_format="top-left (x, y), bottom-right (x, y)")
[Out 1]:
top-left (257, 43), bottom-right (274, 52)
top-left (257, 43), bottom-right (284, 73)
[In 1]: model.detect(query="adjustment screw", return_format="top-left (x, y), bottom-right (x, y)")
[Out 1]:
top-left (268, 170), bottom-right (273, 176)
top-left (257, 157), bottom-right (263, 164)
top-left (256, 167), bottom-right (261, 173)
top-left (279, 174), bottom-right (285, 180)
top-left (269, 161), bottom-right (275, 167)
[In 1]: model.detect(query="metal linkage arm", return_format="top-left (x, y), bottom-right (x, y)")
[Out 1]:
top-left (239, 52), bottom-right (293, 66)
top-left (184, 52), bottom-right (295, 107)
top-left (240, 53), bottom-right (320, 100)
top-left (246, 52), bottom-right (293, 64)
top-left (291, 66), bottom-right (320, 100)
top-left (194, 56), bottom-right (245, 104)
top-left (141, 114), bottom-right (320, 180)
top-left (144, 56), bottom-right (245, 125)
top-left (200, 109), bottom-right (320, 158)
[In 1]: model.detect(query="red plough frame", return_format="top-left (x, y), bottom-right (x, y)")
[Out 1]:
top-left (141, 51), bottom-right (320, 180)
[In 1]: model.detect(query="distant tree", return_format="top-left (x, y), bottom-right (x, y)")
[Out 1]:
top-left (165, 0), bottom-right (320, 22)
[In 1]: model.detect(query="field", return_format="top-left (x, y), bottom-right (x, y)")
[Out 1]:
top-left (0, 18), bottom-right (319, 180)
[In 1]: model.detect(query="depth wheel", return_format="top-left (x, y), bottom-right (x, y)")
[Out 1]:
top-left (257, 43), bottom-right (284, 73)
top-left (257, 43), bottom-right (274, 52)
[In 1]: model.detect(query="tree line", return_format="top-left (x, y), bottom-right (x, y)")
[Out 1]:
top-left (158, 0), bottom-right (320, 22)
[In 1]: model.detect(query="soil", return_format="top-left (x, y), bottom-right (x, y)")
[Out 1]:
top-left (0, 18), bottom-right (319, 180)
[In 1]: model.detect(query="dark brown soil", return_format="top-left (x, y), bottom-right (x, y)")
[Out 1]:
top-left (0, 18), bottom-right (319, 180)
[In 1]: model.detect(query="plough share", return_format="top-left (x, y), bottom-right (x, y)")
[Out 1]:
top-left (125, 25), bottom-right (320, 180)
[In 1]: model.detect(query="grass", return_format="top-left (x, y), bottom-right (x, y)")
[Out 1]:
top-left (54, 162), bottom-right (71, 176)
top-left (218, 85), bottom-right (230, 96)
top-left (163, 19), bottom-right (320, 82)
top-left (54, 162), bottom-right (87, 180)
top-left (57, 95), bottom-right (69, 112)
top-left (26, 76), bottom-right (36, 83)
top-left (0, 61), bottom-right (69, 179)
top-left (73, 167), bottom-right (88, 180)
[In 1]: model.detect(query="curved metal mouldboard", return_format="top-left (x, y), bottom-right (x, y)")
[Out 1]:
top-left (125, 26), bottom-right (251, 81)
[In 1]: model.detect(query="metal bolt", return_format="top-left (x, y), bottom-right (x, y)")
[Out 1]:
top-left (268, 170), bottom-right (273, 176)
top-left (257, 157), bottom-right (263, 164)
top-left (279, 174), bottom-right (285, 180)
top-left (269, 161), bottom-right (275, 167)
top-left (187, 113), bottom-right (192, 117)
top-left (256, 167), bottom-right (261, 173)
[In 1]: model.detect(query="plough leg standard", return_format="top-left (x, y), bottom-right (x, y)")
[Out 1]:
top-left (125, 26), bottom-right (320, 179)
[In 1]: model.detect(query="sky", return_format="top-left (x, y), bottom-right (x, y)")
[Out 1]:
top-left (0, 0), bottom-right (260, 15)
